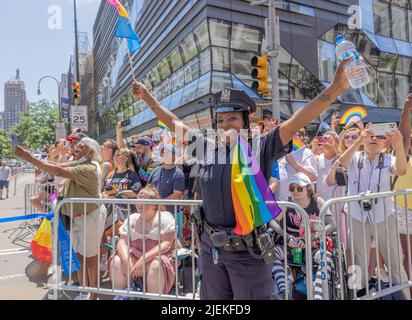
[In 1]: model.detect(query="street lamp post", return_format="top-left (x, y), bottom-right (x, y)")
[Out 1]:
top-left (37, 76), bottom-right (61, 120)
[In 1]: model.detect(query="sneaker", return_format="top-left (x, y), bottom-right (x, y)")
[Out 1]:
top-left (74, 293), bottom-right (90, 300)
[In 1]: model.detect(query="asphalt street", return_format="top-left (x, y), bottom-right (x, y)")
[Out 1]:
top-left (0, 172), bottom-right (51, 300)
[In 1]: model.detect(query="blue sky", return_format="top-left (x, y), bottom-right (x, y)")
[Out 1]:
top-left (0, 0), bottom-right (101, 111)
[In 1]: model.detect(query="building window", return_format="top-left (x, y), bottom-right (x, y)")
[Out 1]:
top-left (212, 47), bottom-right (230, 71)
top-left (167, 47), bottom-right (184, 73)
top-left (391, 5), bottom-right (408, 41)
top-left (317, 40), bottom-right (336, 82)
top-left (161, 78), bottom-right (171, 98)
top-left (231, 50), bottom-right (255, 83)
top-left (231, 23), bottom-right (260, 52)
top-left (180, 33), bottom-right (198, 63)
top-left (212, 71), bottom-right (232, 93)
top-left (378, 72), bottom-right (395, 107)
top-left (182, 79), bottom-right (199, 105)
top-left (396, 56), bottom-right (411, 75)
top-left (158, 58), bottom-right (171, 81)
top-left (199, 48), bottom-right (211, 75)
top-left (184, 57), bottom-right (200, 85)
top-left (209, 20), bottom-right (231, 48)
top-left (378, 53), bottom-right (398, 73)
top-left (171, 68), bottom-right (185, 92)
top-left (374, 1), bottom-right (390, 37)
top-left (395, 75), bottom-right (409, 108)
top-left (196, 72), bottom-right (211, 99)
top-left (193, 21), bottom-right (209, 52)
top-left (408, 10), bottom-right (412, 41)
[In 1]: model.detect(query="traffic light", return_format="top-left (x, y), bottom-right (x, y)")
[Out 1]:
top-left (251, 55), bottom-right (268, 95)
top-left (72, 82), bottom-right (81, 104)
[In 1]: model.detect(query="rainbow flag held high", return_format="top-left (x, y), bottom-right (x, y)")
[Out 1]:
top-left (231, 135), bottom-right (282, 235)
top-left (107, 0), bottom-right (141, 53)
top-left (292, 137), bottom-right (305, 151)
top-left (158, 120), bottom-right (169, 130)
top-left (339, 106), bottom-right (367, 125)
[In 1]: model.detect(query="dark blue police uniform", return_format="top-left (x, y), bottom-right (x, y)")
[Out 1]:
top-left (190, 88), bottom-right (292, 300)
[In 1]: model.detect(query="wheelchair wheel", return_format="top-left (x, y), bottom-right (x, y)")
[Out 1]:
top-left (330, 242), bottom-right (350, 300)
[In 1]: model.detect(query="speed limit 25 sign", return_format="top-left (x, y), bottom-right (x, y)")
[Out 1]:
top-left (71, 105), bottom-right (88, 132)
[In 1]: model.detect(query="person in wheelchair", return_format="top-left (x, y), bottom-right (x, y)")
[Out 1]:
top-left (269, 172), bottom-right (337, 300)
top-left (108, 185), bottom-right (181, 294)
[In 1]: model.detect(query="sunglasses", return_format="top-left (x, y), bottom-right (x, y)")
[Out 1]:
top-left (289, 185), bottom-right (304, 193)
top-left (344, 133), bottom-right (359, 140)
top-left (371, 136), bottom-right (386, 140)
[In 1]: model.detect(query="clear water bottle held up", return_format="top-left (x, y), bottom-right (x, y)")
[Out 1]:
top-left (335, 35), bottom-right (370, 89)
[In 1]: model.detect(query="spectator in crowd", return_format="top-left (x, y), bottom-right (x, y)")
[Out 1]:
top-left (100, 139), bottom-right (118, 180)
top-left (116, 122), bottom-right (157, 187)
top-left (270, 173), bottom-right (336, 300)
top-left (14, 138), bottom-right (107, 300)
top-left (109, 185), bottom-right (180, 294)
top-left (148, 143), bottom-right (185, 213)
top-left (0, 160), bottom-right (12, 199)
top-left (310, 136), bottom-right (324, 156)
top-left (394, 94), bottom-right (412, 293)
top-left (102, 148), bottom-right (142, 233)
top-left (337, 123), bottom-right (410, 299)
top-left (315, 131), bottom-right (341, 202)
top-left (30, 140), bottom-right (67, 213)
top-left (277, 129), bottom-right (318, 201)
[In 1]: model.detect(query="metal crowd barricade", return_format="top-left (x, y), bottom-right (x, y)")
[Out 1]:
top-left (275, 201), bottom-right (314, 300)
top-left (49, 198), bottom-right (316, 301)
top-left (318, 189), bottom-right (412, 300)
top-left (51, 197), bottom-right (202, 300)
top-left (8, 183), bottom-right (54, 243)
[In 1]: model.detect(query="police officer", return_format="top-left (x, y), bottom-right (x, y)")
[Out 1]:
top-left (131, 58), bottom-right (351, 299)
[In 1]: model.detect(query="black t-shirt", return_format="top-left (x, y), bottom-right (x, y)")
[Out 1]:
top-left (105, 170), bottom-right (142, 194)
top-left (189, 127), bottom-right (292, 229)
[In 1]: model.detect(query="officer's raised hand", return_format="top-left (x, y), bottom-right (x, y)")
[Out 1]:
top-left (278, 57), bottom-right (352, 146)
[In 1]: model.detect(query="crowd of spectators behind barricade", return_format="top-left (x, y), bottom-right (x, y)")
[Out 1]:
top-left (11, 86), bottom-right (412, 300)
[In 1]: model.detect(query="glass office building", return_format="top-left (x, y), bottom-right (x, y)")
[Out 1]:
top-left (93, 0), bottom-right (409, 141)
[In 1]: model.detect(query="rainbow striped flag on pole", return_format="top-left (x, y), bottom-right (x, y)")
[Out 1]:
top-left (107, 0), bottom-right (141, 53)
top-left (231, 135), bottom-right (282, 235)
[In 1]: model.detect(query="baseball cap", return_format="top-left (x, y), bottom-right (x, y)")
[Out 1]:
top-left (66, 132), bottom-right (88, 142)
top-left (135, 136), bottom-right (155, 147)
top-left (289, 172), bottom-right (312, 188)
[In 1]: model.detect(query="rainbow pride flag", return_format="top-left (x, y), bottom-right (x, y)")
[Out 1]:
top-left (107, 0), bottom-right (141, 53)
top-left (292, 137), bottom-right (305, 151)
top-left (339, 106), bottom-right (367, 125)
top-left (231, 135), bottom-right (282, 235)
top-left (31, 219), bottom-right (52, 264)
top-left (158, 120), bottom-right (169, 130)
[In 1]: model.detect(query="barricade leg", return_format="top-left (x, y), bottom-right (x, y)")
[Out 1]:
top-left (377, 216), bottom-right (410, 300)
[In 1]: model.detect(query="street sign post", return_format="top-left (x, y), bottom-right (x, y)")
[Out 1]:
top-left (55, 123), bottom-right (66, 140)
top-left (71, 105), bottom-right (88, 132)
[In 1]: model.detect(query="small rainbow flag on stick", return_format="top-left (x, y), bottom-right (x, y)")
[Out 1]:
top-left (231, 136), bottom-right (282, 235)
top-left (292, 137), bottom-right (305, 151)
top-left (158, 120), bottom-right (169, 130)
top-left (339, 106), bottom-right (367, 125)
top-left (107, 0), bottom-right (141, 54)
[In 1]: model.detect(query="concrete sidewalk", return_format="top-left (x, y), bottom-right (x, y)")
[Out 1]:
top-left (0, 173), bottom-right (51, 300)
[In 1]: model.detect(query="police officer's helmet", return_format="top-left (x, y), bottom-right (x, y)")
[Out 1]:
top-left (213, 88), bottom-right (256, 129)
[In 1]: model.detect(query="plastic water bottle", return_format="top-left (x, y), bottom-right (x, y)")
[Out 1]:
top-left (335, 35), bottom-right (370, 89)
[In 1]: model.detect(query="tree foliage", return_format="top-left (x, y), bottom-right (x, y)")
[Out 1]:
top-left (12, 100), bottom-right (59, 151)
top-left (0, 129), bottom-right (12, 158)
